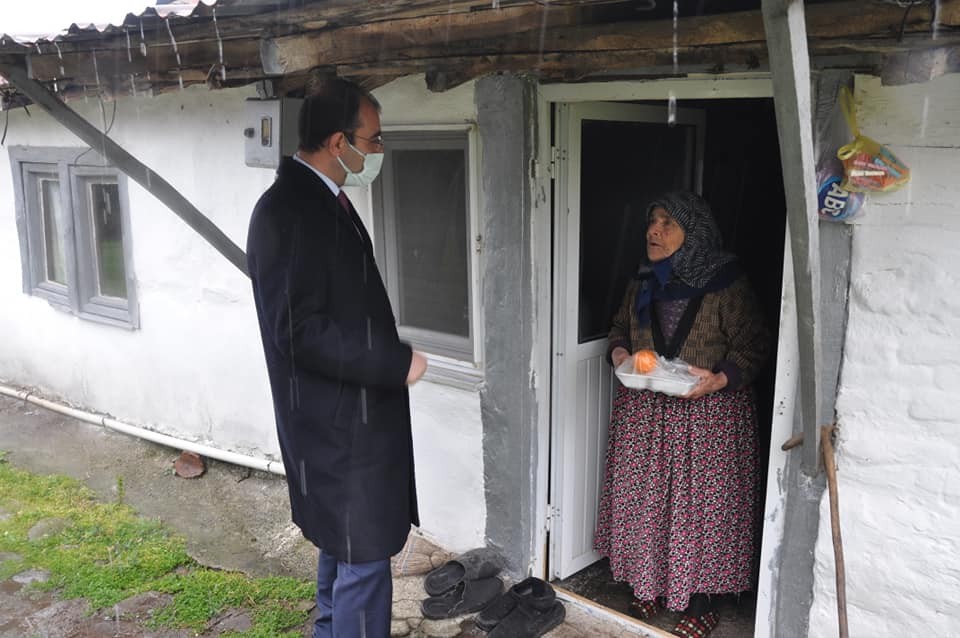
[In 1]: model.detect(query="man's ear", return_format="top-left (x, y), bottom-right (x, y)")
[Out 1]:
top-left (327, 131), bottom-right (346, 156)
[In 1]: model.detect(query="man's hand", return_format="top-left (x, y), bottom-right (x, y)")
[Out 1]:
top-left (610, 346), bottom-right (631, 369)
top-left (407, 351), bottom-right (428, 385)
top-left (683, 365), bottom-right (727, 399)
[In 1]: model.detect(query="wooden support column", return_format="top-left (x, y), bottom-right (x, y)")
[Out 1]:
top-left (762, 0), bottom-right (822, 473)
top-left (0, 60), bottom-right (248, 277)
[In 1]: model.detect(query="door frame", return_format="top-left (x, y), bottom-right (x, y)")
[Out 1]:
top-left (529, 75), bottom-right (799, 638)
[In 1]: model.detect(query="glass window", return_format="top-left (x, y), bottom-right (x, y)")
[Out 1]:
top-left (89, 182), bottom-right (128, 299)
top-left (373, 131), bottom-right (474, 364)
top-left (8, 147), bottom-right (138, 329)
top-left (577, 120), bottom-right (696, 343)
top-left (39, 177), bottom-right (67, 285)
top-left (391, 148), bottom-right (469, 337)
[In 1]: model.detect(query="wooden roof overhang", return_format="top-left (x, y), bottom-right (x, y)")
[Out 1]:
top-left (1, 0), bottom-right (958, 107)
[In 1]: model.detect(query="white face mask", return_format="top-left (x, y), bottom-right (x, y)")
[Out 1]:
top-left (337, 140), bottom-right (383, 187)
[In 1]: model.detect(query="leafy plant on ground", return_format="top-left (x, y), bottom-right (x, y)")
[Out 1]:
top-left (0, 452), bottom-right (314, 635)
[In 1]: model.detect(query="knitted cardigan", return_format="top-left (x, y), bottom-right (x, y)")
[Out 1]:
top-left (607, 275), bottom-right (771, 391)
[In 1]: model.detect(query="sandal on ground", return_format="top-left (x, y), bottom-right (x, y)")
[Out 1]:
top-left (627, 598), bottom-right (662, 621)
top-left (487, 598), bottom-right (565, 638)
top-left (421, 576), bottom-right (503, 620)
top-left (475, 576), bottom-right (556, 632)
top-left (671, 610), bottom-right (720, 638)
top-left (423, 547), bottom-right (505, 596)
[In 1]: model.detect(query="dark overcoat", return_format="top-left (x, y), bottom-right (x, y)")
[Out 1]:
top-left (247, 157), bottom-right (419, 563)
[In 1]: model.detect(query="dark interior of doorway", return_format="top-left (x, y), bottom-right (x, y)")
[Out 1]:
top-left (552, 98), bottom-right (786, 638)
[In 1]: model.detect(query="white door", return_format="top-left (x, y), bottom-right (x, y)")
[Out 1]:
top-left (550, 101), bottom-right (705, 579)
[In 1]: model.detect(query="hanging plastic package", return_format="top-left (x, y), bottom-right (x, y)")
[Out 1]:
top-left (814, 86), bottom-right (865, 222)
top-left (836, 86), bottom-right (911, 193)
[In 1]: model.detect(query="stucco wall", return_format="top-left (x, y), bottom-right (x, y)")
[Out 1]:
top-left (0, 75), bottom-right (485, 552)
top-left (807, 74), bottom-right (960, 636)
top-left (0, 84), bottom-right (277, 455)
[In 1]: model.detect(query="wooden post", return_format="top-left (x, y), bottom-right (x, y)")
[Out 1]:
top-left (762, 0), bottom-right (823, 473)
top-left (0, 60), bottom-right (249, 277)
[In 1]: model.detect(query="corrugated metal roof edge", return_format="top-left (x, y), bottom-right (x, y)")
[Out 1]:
top-left (1, 0), bottom-right (292, 46)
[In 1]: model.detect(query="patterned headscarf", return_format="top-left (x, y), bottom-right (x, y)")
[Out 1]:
top-left (646, 191), bottom-right (736, 289)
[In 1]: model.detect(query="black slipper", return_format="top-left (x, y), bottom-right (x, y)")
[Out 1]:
top-left (420, 576), bottom-right (503, 620)
top-left (475, 576), bottom-right (556, 632)
top-left (487, 598), bottom-right (565, 637)
top-left (424, 547), bottom-right (505, 596)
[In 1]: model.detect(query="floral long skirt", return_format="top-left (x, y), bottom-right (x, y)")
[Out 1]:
top-left (594, 384), bottom-right (761, 612)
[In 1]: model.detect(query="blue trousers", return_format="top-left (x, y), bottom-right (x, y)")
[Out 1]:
top-left (312, 550), bottom-right (392, 638)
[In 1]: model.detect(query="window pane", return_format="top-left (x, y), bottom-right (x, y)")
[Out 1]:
top-left (391, 149), bottom-right (469, 337)
top-left (578, 120), bottom-right (695, 343)
top-left (39, 177), bottom-right (67, 285)
top-left (89, 182), bottom-right (127, 299)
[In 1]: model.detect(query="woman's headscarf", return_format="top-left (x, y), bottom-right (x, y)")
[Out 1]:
top-left (632, 191), bottom-right (738, 327)
top-left (647, 191), bottom-right (736, 288)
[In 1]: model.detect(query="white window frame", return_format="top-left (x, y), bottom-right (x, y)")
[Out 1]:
top-left (9, 146), bottom-right (139, 329)
top-left (373, 125), bottom-right (483, 389)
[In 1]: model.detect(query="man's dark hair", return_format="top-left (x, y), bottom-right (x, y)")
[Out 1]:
top-left (297, 78), bottom-right (381, 152)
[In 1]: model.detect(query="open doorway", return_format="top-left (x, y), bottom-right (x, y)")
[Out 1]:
top-left (548, 97), bottom-right (786, 637)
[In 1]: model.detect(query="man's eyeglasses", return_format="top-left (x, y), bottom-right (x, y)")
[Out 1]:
top-left (352, 134), bottom-right (385, 149)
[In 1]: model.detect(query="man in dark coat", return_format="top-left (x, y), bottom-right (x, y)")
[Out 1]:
top-left (247, 78), bottom-right (427, 638)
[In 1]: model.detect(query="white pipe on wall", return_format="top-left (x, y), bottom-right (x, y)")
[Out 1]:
top-left (0, 383), bottom-right (286, 476)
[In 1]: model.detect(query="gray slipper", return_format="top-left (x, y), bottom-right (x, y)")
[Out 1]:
top-left (424, 547), bottom-right (505, 596)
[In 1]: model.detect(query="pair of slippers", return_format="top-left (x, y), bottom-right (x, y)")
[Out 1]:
top-left (475, 576), bottom-right (565, 637)
top-left (420, 549), bottom-right (565, 636)
top-left (421, 547), bottom-right (505, 620)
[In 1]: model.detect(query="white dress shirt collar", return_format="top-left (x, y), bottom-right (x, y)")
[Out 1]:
top-left (292, 153), bottom-right (340, 197)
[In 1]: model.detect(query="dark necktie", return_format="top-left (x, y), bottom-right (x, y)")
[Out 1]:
top-left (336, 190), bottom-right (375, 257)
top-left (336, 190), bottom-right (363, 239)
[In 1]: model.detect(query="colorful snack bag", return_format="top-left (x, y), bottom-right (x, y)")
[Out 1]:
top-left (836, 86), bottom-right (910, 193)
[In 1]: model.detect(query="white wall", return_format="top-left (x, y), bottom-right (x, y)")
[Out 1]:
top-left (0, 74), bottom-right (486, 552)
top-left (0, 84), bottom-right (278, 455)
top-left (807, 74), bottom-right (960, 637)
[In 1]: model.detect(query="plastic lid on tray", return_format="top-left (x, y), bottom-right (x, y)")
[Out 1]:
top-left (614, 357), bottom-right (698, 397)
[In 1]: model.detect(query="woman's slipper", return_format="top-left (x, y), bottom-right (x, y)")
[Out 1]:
top-left (627, 597), bottom-right (662, 621)
top-left (424, 547), bottom-right (505, 596)
top-left (671, 610), bottom-right (720, 638)
top-left (420, 576), bottom-right (503, 620)
top-left (475, 576), bottom-right (556, 631)
top-left (487, 599), bottom-right (565, 638)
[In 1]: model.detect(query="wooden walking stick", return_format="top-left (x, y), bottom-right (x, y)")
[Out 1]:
top-left (821, 424), bottom-right (848, 638)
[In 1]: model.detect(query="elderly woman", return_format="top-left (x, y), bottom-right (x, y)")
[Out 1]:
top-left (594, 191), bottom-right (770, 637)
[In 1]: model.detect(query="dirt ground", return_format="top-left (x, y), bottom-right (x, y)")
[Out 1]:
top-left (0, 394), bottom-right (656, 637)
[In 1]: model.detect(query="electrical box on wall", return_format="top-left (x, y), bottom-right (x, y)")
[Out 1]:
top-left (243, 97), bottom-right (303, 168)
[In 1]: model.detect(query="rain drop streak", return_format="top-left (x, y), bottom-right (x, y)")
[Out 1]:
top-left (360, 388), bottom-right (368, 424)
top-left (668, 0), bottom-right (679, 127)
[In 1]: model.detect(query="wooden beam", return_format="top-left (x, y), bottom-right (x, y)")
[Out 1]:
top-left (338, 44), bottom-right (768, 86)
top-left (261, 3), bottom-right (589, 75)
top-left (0, 60), bottom-right (248, 277)
top-left (762, 0), bottom-right (822, 473)
top-left (28, 37), bottom-right (262, 83)
top-left (264, 0), bottom-right (960, 76)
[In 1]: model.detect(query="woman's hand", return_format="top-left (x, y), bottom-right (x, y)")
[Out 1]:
top-left (683, 365), bottom-right (727, 399)
top-left (610, 346), bottom-right (631, 369)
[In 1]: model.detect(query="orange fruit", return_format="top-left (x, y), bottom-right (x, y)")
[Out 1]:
top-left (634, 350), bottom-right (658, 374)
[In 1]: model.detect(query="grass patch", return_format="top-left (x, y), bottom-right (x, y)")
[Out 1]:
top-left (0, 452), bottom-right (314, 635)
